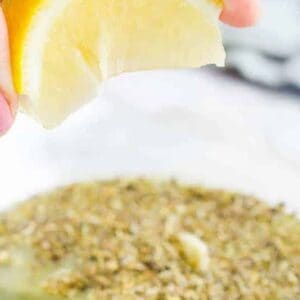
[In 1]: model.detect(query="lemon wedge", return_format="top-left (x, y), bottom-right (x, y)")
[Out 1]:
top-left (2, 0), bottom-right (225, 127)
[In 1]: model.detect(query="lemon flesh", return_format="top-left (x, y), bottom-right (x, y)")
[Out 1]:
top-left (2, 0), bottom-right (225, 127)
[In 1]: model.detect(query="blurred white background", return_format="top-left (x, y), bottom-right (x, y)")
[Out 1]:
top-left (223, 0), bottom-right (300, 90)
top-left (0, 0), bottom-right (300, 214)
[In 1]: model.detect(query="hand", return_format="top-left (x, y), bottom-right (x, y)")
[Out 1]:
top-left (0, 8), bottom-right (17, 135)
top-left (0, 0), bottom-right (260, 135)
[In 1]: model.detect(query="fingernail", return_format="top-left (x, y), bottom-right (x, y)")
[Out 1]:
top-left (0, 93), bottom-right (13, 135)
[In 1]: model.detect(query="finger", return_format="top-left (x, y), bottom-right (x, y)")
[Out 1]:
top-left (0, 7), bottom-right (17, 134)
top-left (220, 0), bottom-right (260, 27)
top-left (0, 92), bottom-right (13, 134)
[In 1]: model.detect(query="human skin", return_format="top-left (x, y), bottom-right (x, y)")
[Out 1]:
top-left (0, 0), bottom-right (260, 135)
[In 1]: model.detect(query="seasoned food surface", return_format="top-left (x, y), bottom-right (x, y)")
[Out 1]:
top-left (0, 179), bottom-right (299, 299)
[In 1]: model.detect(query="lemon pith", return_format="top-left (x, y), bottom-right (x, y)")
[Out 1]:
top-left (2, 0), bottom-right (225, 127)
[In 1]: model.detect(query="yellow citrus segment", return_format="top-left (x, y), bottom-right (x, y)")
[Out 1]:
top-left (2, 0), bottom-right (225, 127)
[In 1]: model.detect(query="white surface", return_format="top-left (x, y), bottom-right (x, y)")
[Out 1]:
top-left (0, 68), bottom-right (300, 214)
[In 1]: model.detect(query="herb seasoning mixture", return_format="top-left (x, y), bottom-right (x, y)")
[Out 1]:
top-left (0, 179), bottom-right (299, 299)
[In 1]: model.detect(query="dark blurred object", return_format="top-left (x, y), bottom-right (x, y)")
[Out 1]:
top-left (223, 0), bottom-right (300, 93)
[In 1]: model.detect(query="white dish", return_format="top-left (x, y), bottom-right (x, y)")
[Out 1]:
top-left (0, 68), bottom-right (299, 215)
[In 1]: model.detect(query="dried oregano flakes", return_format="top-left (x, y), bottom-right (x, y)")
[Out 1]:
top-left (0, 178), bottom-right (299, 299)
